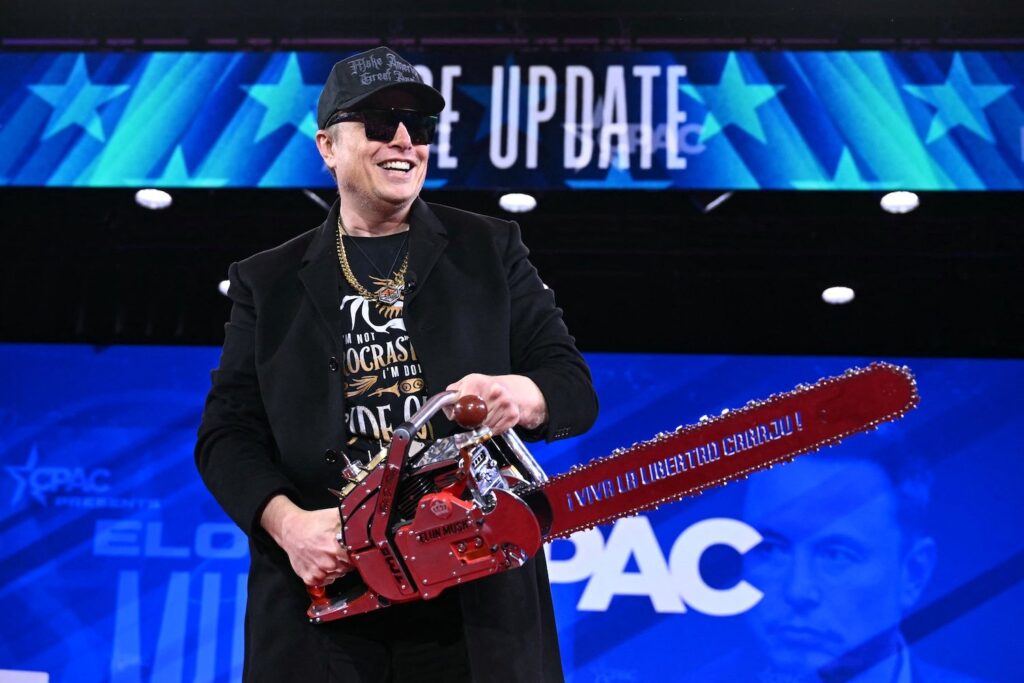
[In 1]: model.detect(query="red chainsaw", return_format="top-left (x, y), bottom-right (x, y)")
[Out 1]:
top-left (306, 362), bottom-right (918, 623)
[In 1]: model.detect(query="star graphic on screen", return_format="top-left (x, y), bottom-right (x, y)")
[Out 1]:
top-left (792, 148), bottom-right (888, 190)
top-left (459, 57), bottom-right (554, 143)
top-left (149, 146), bottom-right (228, 187)
top-left (903, 53), bottom-right (1013, 144)
top-left (679, 52), bottom-right (784, 144)
top-left (242, 53), bottom-right (321, 141)
top-left (27, 54), bottom-right (130, 142)
top-left (459, 83), bottom-right (497, 142)
top-left (5, 445), bottom-right (40, 506)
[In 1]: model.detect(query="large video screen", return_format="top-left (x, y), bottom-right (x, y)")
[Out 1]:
top-left (2, 50), bottom-right (1021, 190)
top-left (1, 344), bottom-right (1021, 681)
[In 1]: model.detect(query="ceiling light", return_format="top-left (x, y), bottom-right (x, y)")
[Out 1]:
top-left (218, 280), bottom-right (230, 296)
top-left (821, 286), bottom-right (855, 305)
top-left (498, 192), bottom-right (537, 213)
top-left (134, 188), bottom-right (172, 210)
top-left (880, 191), bottom-right (919, 214)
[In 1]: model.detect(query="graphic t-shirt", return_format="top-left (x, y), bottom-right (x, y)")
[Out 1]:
top-left (338, 230), bottom-right (433, 462)
top-left (331, 229), bottom-right (463, 637)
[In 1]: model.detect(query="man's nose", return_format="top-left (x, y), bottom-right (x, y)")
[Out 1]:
top-left (389, 122), bottom-right (413, 148)
top-left (782, 552), bottom-right (822, 610)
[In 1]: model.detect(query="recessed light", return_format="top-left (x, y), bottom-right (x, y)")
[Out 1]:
top-left (822, 286), bottom-right (855, 305)
top-left (498, 193), bottom-right (537, 213)
top-left (880, 191), bottom-right (919, 214)
top-left (134, 188), bottom-right (173, 210)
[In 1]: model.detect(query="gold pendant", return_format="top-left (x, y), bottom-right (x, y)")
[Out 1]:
top-left (370, 275), bottom-right (405, 318)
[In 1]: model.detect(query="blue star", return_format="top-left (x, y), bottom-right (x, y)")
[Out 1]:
top-left (149, 146), bottom-right (228, 187)
top-left (792, 148), bottom-right (887, 190)
top-left (679, 52), bottom-right (784, 144)
top-left (5, 445), bottom-right (39, 506)
top-left (458, 84), bottom-right (496, 142)
top-left (903, 53), bottom-right (1013, 144)
top-left (242, 53), bottom-right (321, 142)
top-left (459, 57), bottom-right (553, 143)
top-left (27, 55), bottom-right (130, 142)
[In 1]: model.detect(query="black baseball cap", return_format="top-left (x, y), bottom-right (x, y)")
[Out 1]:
top-left (317, 47), bottom-right (446, 129)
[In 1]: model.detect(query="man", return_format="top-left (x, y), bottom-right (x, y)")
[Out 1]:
top-left (738, 448), bottom-right (983, 683)
top-left (196, 47), bottom-right (597, 682)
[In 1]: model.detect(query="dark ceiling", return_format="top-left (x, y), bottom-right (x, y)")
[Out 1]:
top-left (2, 1), bottom-right (1022, 357)
top-left (5, 0), bottom-right (1024, 48)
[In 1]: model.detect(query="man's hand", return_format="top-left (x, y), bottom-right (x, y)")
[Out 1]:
top-left (445, 373), bottom-right (548, 435)
top-left (260, 495), bottom-right (352, 586)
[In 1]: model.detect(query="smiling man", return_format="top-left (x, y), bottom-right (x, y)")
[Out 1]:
top-left (195, 47), bottom-right (597, 682)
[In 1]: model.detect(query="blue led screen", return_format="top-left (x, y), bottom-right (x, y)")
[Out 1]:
top-left (1, 344), bottom-right (1022, 681)
top-left (1, 50), bottom-right (1022, 190)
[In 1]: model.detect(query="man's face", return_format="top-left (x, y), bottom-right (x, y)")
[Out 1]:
top-left (742, 457), bottom-right (932, 676)
top-left (317, 90), bottom-right (429, 212)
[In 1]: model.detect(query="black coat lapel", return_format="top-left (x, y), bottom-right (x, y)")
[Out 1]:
top-left (406, 198), bottom-right (448, 306)
top-left (297, 200), bottom-right (345, 350)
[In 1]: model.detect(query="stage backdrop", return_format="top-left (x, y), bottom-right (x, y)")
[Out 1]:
top-left (0, 344), bottom-right (1021, 682)
top-left (0, 50), bottom-right (1021, 190)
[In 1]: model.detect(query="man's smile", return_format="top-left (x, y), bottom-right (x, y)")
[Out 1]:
top-left (377, 160), bottom-right (414, 173)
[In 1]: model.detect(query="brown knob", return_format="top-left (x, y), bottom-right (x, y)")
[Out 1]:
top-left (451, 394), bottom-right (487, 428)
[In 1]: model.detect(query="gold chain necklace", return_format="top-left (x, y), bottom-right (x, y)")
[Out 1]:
top-left (336, 216), bottom-right (409, 319)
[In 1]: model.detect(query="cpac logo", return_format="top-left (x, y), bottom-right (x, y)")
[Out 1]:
top-left (545, 516), bottom-right (763, 617)
top-left (5, 445), bottom-right (111, 506)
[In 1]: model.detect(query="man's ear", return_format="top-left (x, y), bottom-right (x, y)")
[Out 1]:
top-left (901, 535), bottom-right (937, 611)
top-left (315, 129), bottom-right (337, 171)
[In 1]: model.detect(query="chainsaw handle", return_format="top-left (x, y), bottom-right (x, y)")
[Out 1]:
top-left (402, 390), bottom-right (456, 436)
top-left (399, 391), bottom-right (486, 437)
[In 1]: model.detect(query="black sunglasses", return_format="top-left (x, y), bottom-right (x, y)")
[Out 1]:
top-left (326, 108), bottom-right (438, 146)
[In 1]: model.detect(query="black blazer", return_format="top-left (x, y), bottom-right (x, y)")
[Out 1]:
top-left (196, 198), bottom-right (598, 682)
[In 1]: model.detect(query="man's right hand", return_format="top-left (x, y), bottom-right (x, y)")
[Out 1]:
top-left (260, 495), bottom-right (352, 586)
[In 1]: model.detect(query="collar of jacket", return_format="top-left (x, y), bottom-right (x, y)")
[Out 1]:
top-left (297, 196), bottom-right (449, 347)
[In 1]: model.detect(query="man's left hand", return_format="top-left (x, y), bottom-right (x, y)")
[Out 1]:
top-left (445, 373), bottom-right (548, 435)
